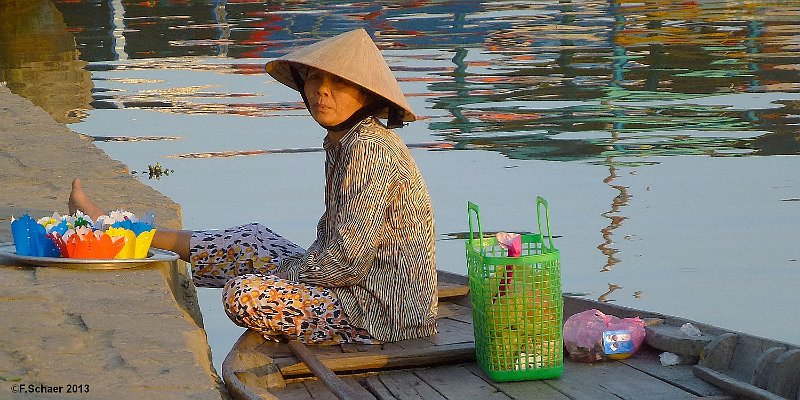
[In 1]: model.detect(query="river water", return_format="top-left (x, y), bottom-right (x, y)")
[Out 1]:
top-left (2, 0), bottom-right (799, 373)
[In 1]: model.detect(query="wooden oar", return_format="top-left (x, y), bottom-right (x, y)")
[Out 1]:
top-left (286, 339), bottom-right (368, 400)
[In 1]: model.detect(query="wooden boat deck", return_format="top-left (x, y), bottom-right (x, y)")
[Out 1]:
top-left (265, 349), bottom-right (734, 400)
top-left (232, 299), bottom-right (731, 400)
top-left (224, 271), bottom-right (798, 400)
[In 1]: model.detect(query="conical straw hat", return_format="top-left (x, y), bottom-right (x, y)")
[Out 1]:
top-left (265, 29), bottom-right (416, 125)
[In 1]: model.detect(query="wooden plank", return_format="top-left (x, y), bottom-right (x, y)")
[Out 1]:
top-left (698, 333), bottom-right (738, 371)
top-left (752, 347), bottom-right (786, 389)
top-left (237, 351), bottom-right (285, 388)
top-left (255, 339), bottom-right (296, 359)
top-left (414, 364), bottom-right (512, 400)
top-left (280, 342), bottom-right (476, 377)
top-left (364, 375), bottom-right (397, 400)
top-left (446, 311), bottom-right (473, 325)
top-left (546, 358), bottom-right (699, 400)
top-left (727, 335), bottom-right (775, 381)
top-left (272, 343), bottom-right (343, 369)
top-left (644, 323), bottom-right (714, 361)
top-left (377, 370), bottom-right (447, 400)
top-left (437, 302), bottom-right (472, 319)
top-left (348, 379), bottom-right (379, 400)
top-left (227, 370), bottom-right (281, 400)
top-left (271, 382), bottom-right (315, 400)
top-left (437, 270), bottom-right (468, 286)
top-left (660, 396), bottom-right (736, 400)
top-left (341, 343), bottom-right (383, 353)
top-left (222, 331), bottom-right (284, 399)
top-left (463, 363), bottom-right (570, 400)
top-left (438, 281), bottom-right (469, 300)
top-left (288, 339), bottom-right (368, 400)
top-left (563, 296), bottom-right (663, 321)
top-left (302, 378), bottom-right (377, 400)
top-left (693, 365), bottom-right (786, 400)
top-left (766, 349), bottom-right (800, 399)
top-left (619, 348), bottom-right (726, 397)
top-left (690, 397), bottom-right (742, 400)
top-left (300, 378), bottom-right (376, 400)
top-left (543, 361), bottom-right (634, 400)
top-left (274, 355), bottom-right (301, 370)
top-left (380, 338), bottom-right (437, 351)
top-left (423, 318), bottom-right (475, 346)
top-left (310, 344), bottom-right (349, 355)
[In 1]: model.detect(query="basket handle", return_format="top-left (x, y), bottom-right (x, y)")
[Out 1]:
top-left (467, 201), bottom-right (484, 249)
top-left (536, 196), bottom-right (555, 251)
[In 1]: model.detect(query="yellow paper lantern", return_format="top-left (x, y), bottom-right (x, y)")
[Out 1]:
top-left (107, 227), bottom-right (156, 259)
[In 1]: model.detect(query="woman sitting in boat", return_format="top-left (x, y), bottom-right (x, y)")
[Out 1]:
top-left (69, 29), bottom-right (438, 344)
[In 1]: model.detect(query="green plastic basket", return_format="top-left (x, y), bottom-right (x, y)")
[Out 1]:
top-left (466, 197), bottom-right (563, 382)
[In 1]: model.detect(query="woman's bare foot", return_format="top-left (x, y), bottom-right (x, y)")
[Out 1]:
top-left (68, 179), bottom-right (105, 220)
top-left (70, 178), bottom-right (192, 261)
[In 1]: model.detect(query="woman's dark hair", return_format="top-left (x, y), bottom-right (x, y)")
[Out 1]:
top-left (290, 65), bottom-right (399, 130)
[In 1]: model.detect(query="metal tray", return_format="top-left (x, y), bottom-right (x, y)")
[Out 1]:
top-left (0, 242), bottom-right (179, 270)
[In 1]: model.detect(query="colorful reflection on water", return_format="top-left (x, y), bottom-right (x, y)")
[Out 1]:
top-left (10, 0), bottom-right (798, 159)
top-left (3, 0), bottom-right (799, 371)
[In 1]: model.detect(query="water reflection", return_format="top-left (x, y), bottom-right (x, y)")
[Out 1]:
top-left (0, 0), bottom-right (92, 123)
top-left (598, 157), bottom-right (629, 273)
top-left (426, 0), bottom-right (800, 159)
top-left (32, 0), bottom-right (798, 161)
top-left (597, 283), bottom-right (623, 303)
top-left (165, 141), bottom-right (454, 159)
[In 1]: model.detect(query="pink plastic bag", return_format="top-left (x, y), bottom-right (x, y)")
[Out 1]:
top-left (495, 233), bottom-right (522, 297)
top-left (563, 309), bottom-right (645, 363)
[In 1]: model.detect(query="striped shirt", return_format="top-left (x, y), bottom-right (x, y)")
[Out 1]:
top-left (281, 117), bottom-right (437, 342)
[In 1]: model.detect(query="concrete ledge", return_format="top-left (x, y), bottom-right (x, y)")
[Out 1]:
top-left (0, 85), bottom-right (227, 399)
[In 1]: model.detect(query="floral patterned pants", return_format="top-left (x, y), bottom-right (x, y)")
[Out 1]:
top-left (189, 223), bottom-right (375, 344)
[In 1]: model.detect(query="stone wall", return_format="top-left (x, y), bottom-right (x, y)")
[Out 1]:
top-left (0, 84), bottom-right (227, 399)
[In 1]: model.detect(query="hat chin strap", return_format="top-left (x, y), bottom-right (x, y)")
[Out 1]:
top-left (290, 66), bottom-right (405, 132)
top-left (318, 101), bottom-right (388, 132)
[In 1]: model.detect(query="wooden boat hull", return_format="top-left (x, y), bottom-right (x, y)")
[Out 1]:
top-left (223, 271), bottom-right (800, 400)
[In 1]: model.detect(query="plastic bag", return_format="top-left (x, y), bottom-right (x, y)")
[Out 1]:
top-left (659, 352), bottom-right (681, 366)
top-left (563, 309), bottom-right (646, 362)
top-left (495, 232), bottom-right (521, 297)
top-left (680, 323), bottom-right (702, 338)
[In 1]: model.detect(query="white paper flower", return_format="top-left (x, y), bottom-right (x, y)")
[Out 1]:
top-left (96, 209), bottom-right (137, 229)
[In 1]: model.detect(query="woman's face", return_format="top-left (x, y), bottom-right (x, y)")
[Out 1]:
top-left (304, 67), bottom-right (369, 128)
